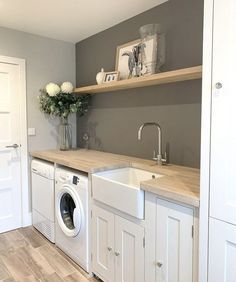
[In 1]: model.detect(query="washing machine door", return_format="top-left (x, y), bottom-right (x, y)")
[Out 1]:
top-left (56, 185), bottom-right (83, 237)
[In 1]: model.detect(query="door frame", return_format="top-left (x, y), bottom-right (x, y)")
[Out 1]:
top-left (0, 55), bottom-right (30, 227)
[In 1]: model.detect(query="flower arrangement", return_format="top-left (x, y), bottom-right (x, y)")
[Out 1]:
top-left (39, 82), bottom-right (90, 119)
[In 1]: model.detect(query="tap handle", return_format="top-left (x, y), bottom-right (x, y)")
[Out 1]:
top-left (162, 152), bottom-right (167, 164)
top-left (153, 150), bottom-right (157, 161)
top-left (153, 150), bottom-right (156, 158)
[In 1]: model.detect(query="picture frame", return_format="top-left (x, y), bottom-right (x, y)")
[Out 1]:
top-left (115, 39), bottom-right (140, 80)
top-left (103, 71), bottom-right (120, 83)
top-left (115, 38), bottom-right (158, 80)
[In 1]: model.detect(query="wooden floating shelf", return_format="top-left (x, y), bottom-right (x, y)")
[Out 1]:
top-left (74, 65), bottom-right (202, 95)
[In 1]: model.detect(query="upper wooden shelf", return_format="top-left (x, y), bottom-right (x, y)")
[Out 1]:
top-left (74, 65), bottom-right (202, 95)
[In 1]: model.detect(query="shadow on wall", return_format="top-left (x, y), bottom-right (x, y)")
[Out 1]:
top-left (38, 112), bottom-right (59, 149)
top-left (82, 121), bottom-right (103, 151)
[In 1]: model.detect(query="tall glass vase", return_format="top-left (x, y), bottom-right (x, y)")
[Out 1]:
top-left (59, 117), bottom-right (72, 151)
top-left (139, 23), bottom-right (165, 75)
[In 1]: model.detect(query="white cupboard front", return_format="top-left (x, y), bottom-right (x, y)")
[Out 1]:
top-left (210, 0), bottom-right (236, 225)
top-left (145, 193), bottom-right (195, 282)
top-left (92, 205), bottom-right (145, 282)
top-left (209, 218), bottom-right (236, 282)
top-left (115, 215), bottom-right (145, 282)
top-left (155, 198), bottom-right (194, 282)
top-left (200, 0), bottom-right (236, 280)
top-left (207, 0), bottom-right (236, 280)
top-left (92, 205), bottom-right (115, 282)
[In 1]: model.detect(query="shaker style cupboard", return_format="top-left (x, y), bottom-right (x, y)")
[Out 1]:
top-left (210, 0), bottom-right (236, 225)
top-left (92, 205), bottom-right (145, 282)
top-left (207, 0), bottom-right (236, 281)
top-left (145, 193), bottom-right (196, 282)
top-left (209, 218), bottom-right (236, 282)
top-left (92, 205), bottom-right (114, 281)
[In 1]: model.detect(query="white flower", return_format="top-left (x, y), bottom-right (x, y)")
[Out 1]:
top-left (45, 82), bottom-right (60, 96)
top-left (61, 81), bottom-right (74, 94)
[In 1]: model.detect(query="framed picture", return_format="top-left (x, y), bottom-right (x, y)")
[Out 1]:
top-left (103, 71), bottom-right (120, 83)
top-left (115, 39), bottom-right (140, 80)
top-left (115, 38), bottom-right (157, 80)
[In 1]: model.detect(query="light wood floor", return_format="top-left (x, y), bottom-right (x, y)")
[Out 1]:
top-left (0, 227), bottom-right (98, 282)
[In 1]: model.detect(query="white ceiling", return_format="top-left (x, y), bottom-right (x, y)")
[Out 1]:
top-left (0, 0), bottom-right (167, 43)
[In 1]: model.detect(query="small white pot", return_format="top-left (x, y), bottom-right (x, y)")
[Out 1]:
top-left (96, 68), bottom-right (105, 84)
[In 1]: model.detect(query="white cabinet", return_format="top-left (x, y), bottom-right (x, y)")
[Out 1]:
top-left (92, 205), bottom-right (115, 282)
top-left (210, 0), bottom-right (236, 225)
top-left (200, 0), bottom-right (236, 279)
top-left (155, 198), bottom-right (194, 282)
top-left (207, 0), bottom-right (236, 279)
top-left (115, 215), bottom-right (145, 282)
top-left (145, 193), bottom-right (196, 282)
top-left (92, 205), bottom-right (145, 282)
top-left (209, 218), bottom-right (236, 282)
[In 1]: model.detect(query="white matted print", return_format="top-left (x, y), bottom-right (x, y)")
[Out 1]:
top-left (115, 39), bottom-right (156, 80)
top-left (115, 39), bottom-right (140, 80)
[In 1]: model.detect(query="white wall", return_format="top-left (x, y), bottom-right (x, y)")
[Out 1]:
top-left (0, 27), bottom-right (76, 151)
top-left (0, 27), bottom-right (76, 216)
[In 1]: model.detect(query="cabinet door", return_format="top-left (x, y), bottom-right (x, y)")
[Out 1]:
top-left (115, 216), bottom-right (145, 282)
top-left (155, 198), bottom-right (193, 282)
top-left (210, 0), bottom-right (236, 224)
top-left (92, 205), bottom-right (115, 282)
top-left (209, 218), bottom-right (236, 282)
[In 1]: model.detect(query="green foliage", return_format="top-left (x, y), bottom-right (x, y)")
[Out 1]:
top-left (39, 90), bottom-right (90, 119)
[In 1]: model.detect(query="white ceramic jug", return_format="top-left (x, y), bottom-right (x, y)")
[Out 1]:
top-left (96, 68), bottom-right (105, 84)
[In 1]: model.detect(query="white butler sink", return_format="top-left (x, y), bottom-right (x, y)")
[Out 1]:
top-left (92, 167), bottom-right (162, 219)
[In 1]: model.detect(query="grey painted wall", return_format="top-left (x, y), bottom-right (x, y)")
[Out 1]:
top-left (0, 27), bottom-right (76, 151)
top-left (76, 0), bottom-right (203, 168)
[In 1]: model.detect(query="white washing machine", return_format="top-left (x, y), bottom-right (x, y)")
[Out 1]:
top-left (55, 167), bottom-right (89, 272)
top-left (31, 159), bottom-right (55, 242)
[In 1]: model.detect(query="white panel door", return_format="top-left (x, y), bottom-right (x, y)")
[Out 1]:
top-left (0, 62), bottom-right (22, 233)
top-left (210, 0), bottom-right (236, 224)
top-left (209, 218), bottom-right (236, 282)
top-left (155, 198), bottom-right (193, 282)
top-left (115, 215), bottom-right (144, 282)
top-left (92, 205), bottom-right (115, 282)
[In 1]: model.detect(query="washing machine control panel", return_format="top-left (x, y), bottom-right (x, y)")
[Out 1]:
top-left (56, 171), bottom-right (87, 186)
top-left (72, 176), bottom-right (79, 185)
top-left (55, 168), bottom-right (88, 190)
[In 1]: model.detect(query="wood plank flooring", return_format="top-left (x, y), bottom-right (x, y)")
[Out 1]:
top-left (0, 227), bottom-right (98, 282)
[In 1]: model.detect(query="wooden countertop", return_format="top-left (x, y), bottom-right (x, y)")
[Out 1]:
top-left (31, 149), bottom-right (200, 207)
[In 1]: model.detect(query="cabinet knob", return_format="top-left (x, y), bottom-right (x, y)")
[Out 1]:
top-left (115, 251), bottom-right (120, 256)
top-left (156, 262), bottom-right (163, 268)
top-left (107, 247), bottom-right (112, 252)
top-left (215, 82), bottom-right (223, 89)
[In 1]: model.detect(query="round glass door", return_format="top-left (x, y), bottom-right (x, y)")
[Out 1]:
top-left (56, 187), bottom-right (82, 237)
top-left (60, 193), bottom-right (76, 230)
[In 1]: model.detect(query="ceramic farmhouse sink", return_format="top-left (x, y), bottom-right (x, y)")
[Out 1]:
top-left (92, 167), bottom-right (162, 219)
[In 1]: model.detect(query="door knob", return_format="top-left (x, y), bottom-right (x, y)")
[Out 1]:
top-left (5, 144), bottom-right (19, 149)
top-left (215, 82), bottom-right (223, 89)
top-left (156, 262), bottom-right (163, 268)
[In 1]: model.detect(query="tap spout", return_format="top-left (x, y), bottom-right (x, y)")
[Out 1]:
top-left (138, 122), bottom-right (164, 165)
